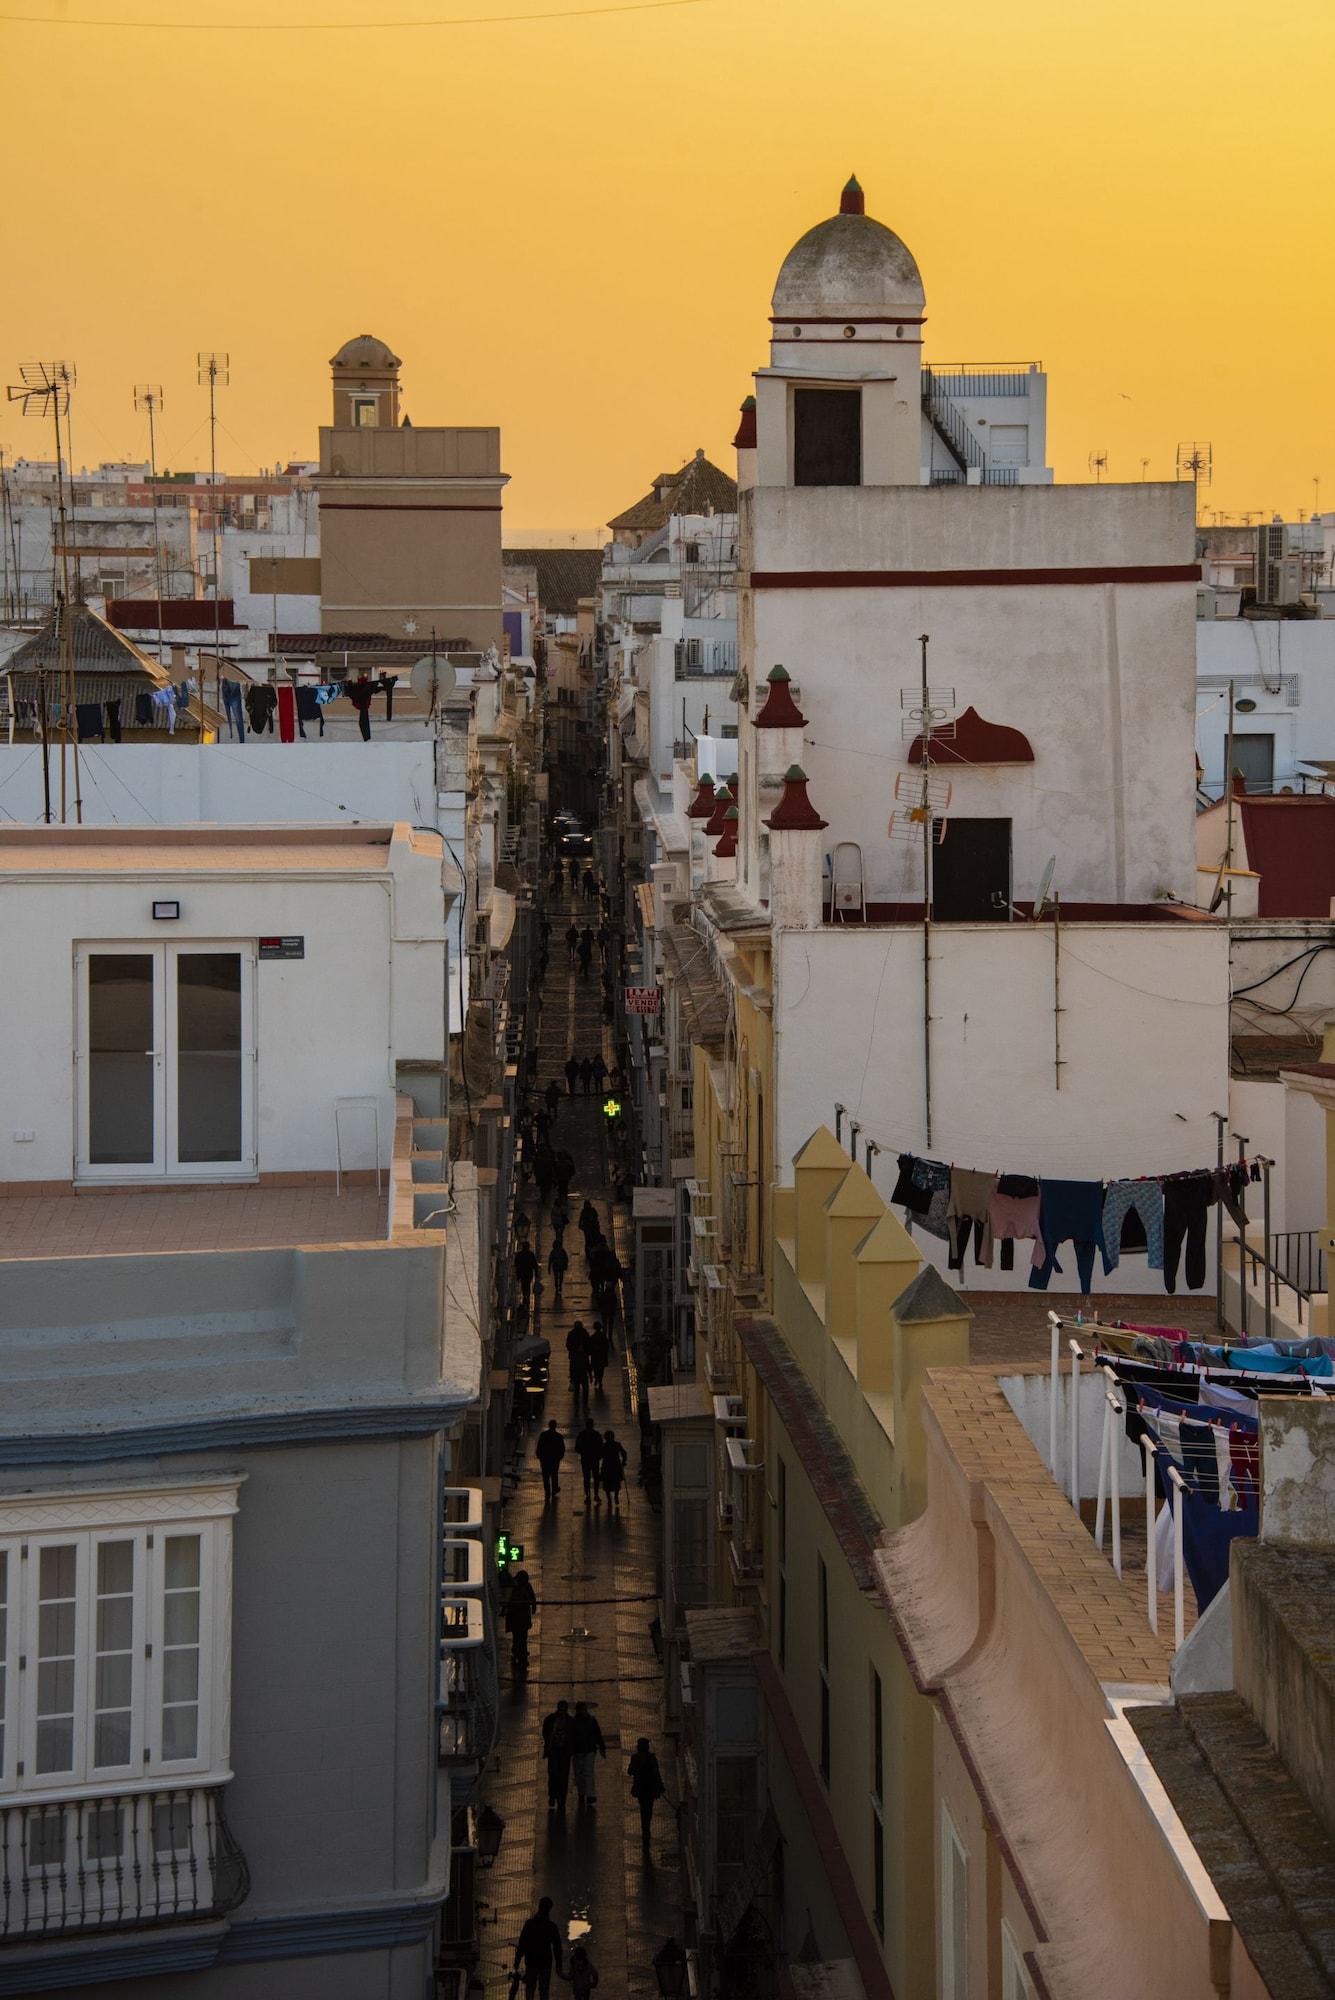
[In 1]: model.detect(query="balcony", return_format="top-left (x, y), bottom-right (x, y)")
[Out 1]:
top-left (438, 1595), bottom-right (494, 1775)
top-left (0, 1785), bottom-right (248, 1945)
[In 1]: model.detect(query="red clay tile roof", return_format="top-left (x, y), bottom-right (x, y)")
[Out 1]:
top-left (607, 450), bottom-right (738, 535)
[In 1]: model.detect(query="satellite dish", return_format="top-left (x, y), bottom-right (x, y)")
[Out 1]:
top-left (1033, 855), bottom-right (1057, 919)
top-left (410, 654), bottom-right (457, 706)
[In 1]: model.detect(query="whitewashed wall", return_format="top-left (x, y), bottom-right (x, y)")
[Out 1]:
top-left (0, 741), bottom-right (437, 828)
top-left (738, 482), bottom-right (1199, 908)
top-left (774, 919), bottom-right (1229, 1295)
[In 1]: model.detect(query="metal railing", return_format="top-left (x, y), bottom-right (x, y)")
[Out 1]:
top-left (920, 365), bottom-right (1039, 396)
top-left (0, 1785), bottom-right (248, 1944)
top-left (674, 639), bottom-right (737, 680)
top-left (921, 373), bottom-right (986, 472)
top-left (1269, 1227), bottom-right (1327, 1299)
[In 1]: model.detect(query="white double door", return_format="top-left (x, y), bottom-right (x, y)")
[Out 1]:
top-left (77, 943), bottom-right (256, 1180)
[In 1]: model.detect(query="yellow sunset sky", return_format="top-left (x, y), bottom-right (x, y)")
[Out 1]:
top-left (1, 0), bottom-right (1332, 536)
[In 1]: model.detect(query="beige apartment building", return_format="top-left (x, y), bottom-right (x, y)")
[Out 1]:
top-left (316, 334), bottom-right (507, 654)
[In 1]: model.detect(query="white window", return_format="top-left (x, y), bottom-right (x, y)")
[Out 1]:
top-left (0, 1481), bottom-right (239, 1798)
top-left (940, 1806), bottom-right (969, 2000)
top-left (1002, 1923), bottom-right (1034, 2000)
top-left (76, 943), bottom-right (256, 1181)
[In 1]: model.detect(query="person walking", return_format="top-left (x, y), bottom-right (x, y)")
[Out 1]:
top-left (577, 937), bottom-right (593, 981)
top-left (599, 1430), bottom-right (628, 1511)
top-left (514, 1241), bottom-right (539, 1309)
top-left (565, 922), bottom-right (579, 965)
top-left (565, 1321), bottom-right (590, 1389)
top-left (579, 1058), bottom-right (594, 1097)
top-left (578, 1199), bottom-right (600, 1245)
top-left (561, 1943), bottom-right (600, 1996)
top-left (544, 1078), bottom-right (562, 1119)
top-left (564, 1055), bottom-right (580, 1097)
top-left (503, 1569), bottom-right (537, 1670)
top-left (555, 1151), bottom-right (576, 1201)
top-left (586, 1322), bottom-right (610, 1393)
top-left (574, 1415), bottom-right (603, 1501)
top-left (591, 1053), bottom-right (607, 1094)
top-left (571, 1700), bottom-right (606, 1806)
top-left (547, 1238), bottom-right (569, 1306)
top-left (542, 1701), bottom-right (575, 1812)
top-left (534, 1145), bottom-right (556, 1206)
top-left (568, 855), bottom-right (580, 892)
top-left (628, 1738), bottom-right (666, 1854)
top-left (512, 1896), bottom-right (564, 1998)
top-left (596, 922), bottom-right (610, 962)
top-left (550, 1194), bottom-right (570, 1241)
top-left (582, 866), bottom-right (598, 903)
top-left (536, 1419), bottom-right (565, 1502)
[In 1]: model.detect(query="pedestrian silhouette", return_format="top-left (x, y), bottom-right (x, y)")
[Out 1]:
top-left (514, 1241), bottom-right (539, 1308)
top-left (571, 1701), bottom-right (606, 1806)
top-left (542, 1701), bottom-right (575, 1812)
top-left (586, 1323), bottom-right (610, 1392)
top-left (504, 1569), bottom-right (537, 1670)
top-left (579, 1058), bottom-right (594, 1097)
top-left (513, 1895), bottom-right (564, 1998)
top-left (628, 1737), bottom-right (666, 1853)
top-left (565, 923), bottom-right (579, 964)
top-left (564, 1057), bottom-right (580, 1097)
top-left (548, 1239), bottom-right (569, 1305)
top-left (562, 1942), bottom-right (600, 1995)
top-left (545, 1079), bottom-right (562, 1117)
top-left (574, 1415), bottom-right (603, 1500)
top-left (536, 1419), bottom-right (565, 1501)
top-left (599, 1430), bottom-right (628, 1510)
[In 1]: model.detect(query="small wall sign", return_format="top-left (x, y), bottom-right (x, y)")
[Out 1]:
top-left (258, 935), bottom-right (305, 960)
top-left (151, 900), bottom-right (180, 921)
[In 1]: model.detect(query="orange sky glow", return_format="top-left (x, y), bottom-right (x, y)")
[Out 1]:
top-left (2, 0), bottom-right (1332, 536)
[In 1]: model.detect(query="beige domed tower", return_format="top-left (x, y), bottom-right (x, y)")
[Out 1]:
top-left (329, 333), bottom-right (402, 430)
top-left (756, 176), bottom-right (925, 488)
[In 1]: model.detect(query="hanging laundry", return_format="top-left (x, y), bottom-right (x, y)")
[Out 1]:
top-left (1212, 1429), bottom-right (1238, 1511)
top-left (134, 691), bottom-right (154, 727)
top-left (1029, 1179), bottom-right (1106, 1293)
top-left (105, 699), bottom-right (122, 743)
top-left (295, 684), bottom-right (323, 739)
top-left (1199, 1381), bottom-right (1259, 1420)
top-left (314, 683), bottom-right (340, 707)
top-left (346, 678), bottom-right (375, 741)
top-left (1179, 1485), bottom-right (1256, 1612)
top-left (1211, 1163), bottom-right (1249, 1231)
top-left (377, 673), bottom-right (397, 720)
top-left (891, 1155), bottom-right (934, 1216)
top-left (1101, 1179), bottom-right (1165, 1274)
top-left (989, 1173), bottom-right (1040, 1273)
top-left (947, 1169), bottom-right (998, 1271)
top-left (220, 678), bottom-right (246, 742)
top-left (75, 703), bottom-right (104, 741)
top-left (244, 684), bottom-right (277, 735)
top-left (173, 680), bottom-right (192, 713)
top-left (277, 685), bottom-right (296, 744)
top-left (151, 687), bottom-right (177, 735)
top-left (1161, 1173), bottom-right (1213, 1293)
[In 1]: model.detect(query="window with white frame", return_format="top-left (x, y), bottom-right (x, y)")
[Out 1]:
top-left (0, 1482), bottom-right (239, 1797)
top-left (940, 1806), bottom-right (969, 2000)
top-left (1001, 1922), bottom-right (1034, 2000)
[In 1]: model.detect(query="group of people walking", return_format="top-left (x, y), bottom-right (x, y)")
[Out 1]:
top-left (535, 1416), bottom-right (628, 1506)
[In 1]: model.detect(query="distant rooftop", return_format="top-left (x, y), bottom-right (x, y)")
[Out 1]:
top-left (608, 449), bottom-right (738, 537)
top-left (504, 546), bottom-right (604, 614)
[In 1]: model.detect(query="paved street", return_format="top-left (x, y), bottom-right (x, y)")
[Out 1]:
top-left (474, 875), bottom-right (682, 1998)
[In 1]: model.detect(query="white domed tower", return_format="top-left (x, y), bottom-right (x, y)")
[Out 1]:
top-left (330, 333), bottom-right (402, 429)
top-left (756, 177), bottom-right (925, 488)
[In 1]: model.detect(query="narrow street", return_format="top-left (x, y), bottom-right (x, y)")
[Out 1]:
top-left (475, 870), bottom-right (682, 1998)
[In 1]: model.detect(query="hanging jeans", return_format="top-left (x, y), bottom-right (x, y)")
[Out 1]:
top-left (1162, 1175), bottom-right (1212, 1293)
top-left (221, 680), bottom-right (246, 742)
top-left (1029, 1179), bottom-right (1107, 1292)
top-left (1101, 1179), bottom-right (1165, 1274)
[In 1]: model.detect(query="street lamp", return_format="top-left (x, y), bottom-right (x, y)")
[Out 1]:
top-left (653, 1936), bottom-right (688, 1996)
top-left (475, 1805), bottom-right (505, 1867)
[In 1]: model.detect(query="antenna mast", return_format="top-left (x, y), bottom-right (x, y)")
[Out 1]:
top-left (1176, 440), bottom-right (1213, 521)
top-left (135, 384), bottom-right (166, 666)
top-left (7, 361), bottom-right (79, 820)
top-left (889, 636), bottom-right (954, 1149)
top-left (198, 351), bottom-right (229, 723)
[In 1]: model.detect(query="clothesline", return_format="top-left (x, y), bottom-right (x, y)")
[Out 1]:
top-left (890, 1147), bottom-right (1256, 1296)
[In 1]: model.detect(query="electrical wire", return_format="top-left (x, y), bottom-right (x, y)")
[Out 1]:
top-left (0, 0), bottom-right (702, 26)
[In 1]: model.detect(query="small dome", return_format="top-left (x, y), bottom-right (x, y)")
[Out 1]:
top-left (330, 333), bottom-right (402, 371)
top-left (772, 181), bottom-right (923, 319)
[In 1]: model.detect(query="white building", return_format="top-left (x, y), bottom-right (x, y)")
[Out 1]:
top-left (686, 178), bottom-right (1230, 1298)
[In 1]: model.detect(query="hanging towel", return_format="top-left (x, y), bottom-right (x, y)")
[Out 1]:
top-left (75, 703), bottom-right (104, 741)
top-left (277, 685), bottom-right (296, 743)
top-left (1180, 1486), bottom-right (1256, 1612)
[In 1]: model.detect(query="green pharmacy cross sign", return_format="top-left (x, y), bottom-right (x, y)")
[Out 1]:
top-left (496, 1533), bottom-right (525, 1571)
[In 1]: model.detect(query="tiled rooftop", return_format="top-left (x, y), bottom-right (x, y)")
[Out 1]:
top-left (0, 1184), bottom-right (386, 1260)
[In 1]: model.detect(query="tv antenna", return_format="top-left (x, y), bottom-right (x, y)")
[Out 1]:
top-left (1087, 449), bottom-right (1109, 483)
top-left (198, 351), bottom-right (229, 711)
top-left (135, 384), bottom-right (166, 655)
top-left (1140, 458), bottom-right (1150, 480)
top-left (1176, 440), bottom-right (1213, 519)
